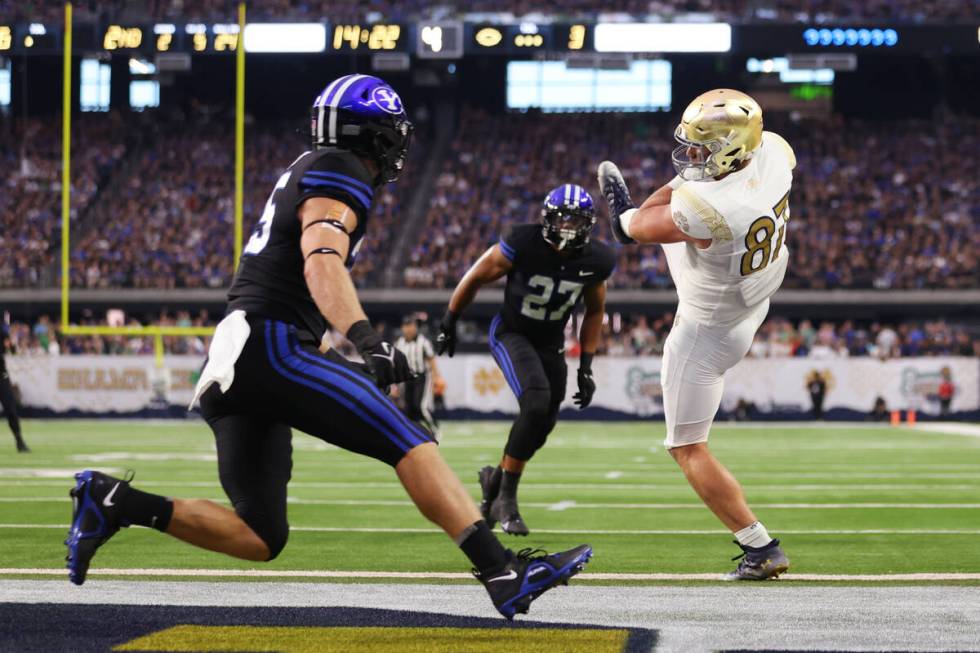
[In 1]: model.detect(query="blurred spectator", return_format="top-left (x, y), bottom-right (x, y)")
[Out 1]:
top-left (869, 396), bottom-right (888, 421)
top-left (806, 369), bottom-right (828, 419)
top-left (937, 367), bottom-right (954, 416)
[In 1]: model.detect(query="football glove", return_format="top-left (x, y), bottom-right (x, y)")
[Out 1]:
top-left (573, 353), bottom-right (596, 409)
top-left (597, 160), bottom-right (637, 245)
top-left (347, 320), bottom-right (413, 389)
top-left (435, 310), bottom-right (458, 357)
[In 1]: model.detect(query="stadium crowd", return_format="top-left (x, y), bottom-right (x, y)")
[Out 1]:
top-left (5, 312), bottom-right (977, 359)
top-left (59, 110), bottom-right (421, 290)
top-left (404, 109), bottom-right (979, 291)
top-left (3, 0), bottom-right (971, 23)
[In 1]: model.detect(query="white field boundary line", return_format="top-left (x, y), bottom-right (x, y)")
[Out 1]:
top-left (1, 568), bottom-right (979, 582)
top-left (3, 497), bottom-right (978, 509)
top-left (5, 524), bottom-right (980, 535)
top-left (914, 423), bottom-right (980, 438)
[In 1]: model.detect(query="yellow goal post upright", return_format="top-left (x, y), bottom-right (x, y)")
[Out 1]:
top-left (58, 2), bottom-right (248, 367)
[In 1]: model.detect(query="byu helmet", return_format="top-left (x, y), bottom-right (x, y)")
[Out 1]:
top-left (311, 74), bottom-right (414, 183)
top-left (541, 184), bottom-right (596, 251)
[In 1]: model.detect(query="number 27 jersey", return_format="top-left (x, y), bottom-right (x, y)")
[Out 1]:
top-left (666, 130), bottom-right (795, 326)
top-left (498, 224), bottom-right (616, 346)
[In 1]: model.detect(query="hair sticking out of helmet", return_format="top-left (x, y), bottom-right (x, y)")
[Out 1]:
top-left (671, 88), bottom-right (763, 182)
top-left (541, 184), bottom-right (597, 251)
top-left (311, 74), bottom-right (414, 183)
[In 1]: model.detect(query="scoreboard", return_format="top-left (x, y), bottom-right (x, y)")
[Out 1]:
top-left (0, 20), bottom-right (975, 55)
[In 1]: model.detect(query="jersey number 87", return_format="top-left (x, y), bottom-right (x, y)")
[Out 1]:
top-left (740, 191), bottom-right (789, 276)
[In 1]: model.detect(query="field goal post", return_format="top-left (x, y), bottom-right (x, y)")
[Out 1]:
top-left (58, 2), bottom-right (247, 367)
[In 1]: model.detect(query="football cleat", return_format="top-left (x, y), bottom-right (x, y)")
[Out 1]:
top-left (596, 160), bottom-right (636, 245)
top-left (478, 466), bottom-right (501, 528)
top-left (723, 538), bottom-right (790, 581)
top-left (15, 439), bottom-right (30, 453)
top-left (65, 470), bottom-right (133, 585)
top-left (490, 495), bottom-right (530, 537)
top-left (475, 545), bottom-right (593, 620)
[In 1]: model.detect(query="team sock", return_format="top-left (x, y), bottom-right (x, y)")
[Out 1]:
top-left (734, 521), bottom-right (773, 549)
top-left (456, 520), bottom-right (509, 574)
top-left (498, 469), bottom-right (522, 501)
top-left (122, 486), bottom-right (174, 532)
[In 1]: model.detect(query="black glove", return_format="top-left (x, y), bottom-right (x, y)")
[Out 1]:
top-left (597, 160), bottom-right (637, 245)
top-left (573, 352), bottom-right (596, 409)
top-left (347, 320), bottom-right (413, 389)
top-left (435, 310), bottom-right (458, 357)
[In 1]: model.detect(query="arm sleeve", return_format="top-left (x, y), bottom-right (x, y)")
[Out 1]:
top-left (297, 153), bottom-right (375, 223)
top-left (670, 185), bottom-right (733, 242)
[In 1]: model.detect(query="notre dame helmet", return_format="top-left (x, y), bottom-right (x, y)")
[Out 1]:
top-left (672, 88), bottom-right (763, 182)
top-left (541, 184), bottom-right (596, 251)
top-left (311, 74), bottom-right (414, 183)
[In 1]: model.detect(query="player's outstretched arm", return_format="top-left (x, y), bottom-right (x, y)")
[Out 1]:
top-left (298, 196), bottom-right (411, 387)
top-left (597, 161), bottom-right (709, 248)
top-left (573, 282), bottom-right (606, 409)
top-left (437, 244), bottom-right (513, 356)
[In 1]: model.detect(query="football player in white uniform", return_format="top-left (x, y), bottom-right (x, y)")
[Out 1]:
top-left (597, 89), bottom-right (793, 579)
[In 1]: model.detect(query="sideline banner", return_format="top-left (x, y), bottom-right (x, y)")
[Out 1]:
top-left (4, 354), bottom-right (977, 417)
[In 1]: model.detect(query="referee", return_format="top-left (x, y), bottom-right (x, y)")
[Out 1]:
top-left (1, 320), bottom-right (29, 453)
top-left (395, 315), bottom-right (441, 439)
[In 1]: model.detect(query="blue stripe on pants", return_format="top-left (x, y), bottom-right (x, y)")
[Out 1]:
top-left (283, 328), bottom-right (428, 447)
top-left (264, 321), bottom-right (416, 452)
top-left (489, 315), bottom-right (522, 397)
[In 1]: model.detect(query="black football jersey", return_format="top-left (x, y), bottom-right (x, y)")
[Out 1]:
top-left (498, 224), bottom-right (616, 346)
top-left (228, 148), bottom-right (376, 337)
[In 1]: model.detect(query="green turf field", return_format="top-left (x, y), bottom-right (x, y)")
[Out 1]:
top-left (2, 420), bottom-right (979, 580)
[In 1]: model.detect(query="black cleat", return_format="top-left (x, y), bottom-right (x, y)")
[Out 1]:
top-left (490, 494), bottom-right (530, 536)
top-left (475, 545), bottom-right (593, 620)
top-left (15, 440), bottom-right (30, 453)
top-left (597, 160), bottom-right (637, 245)
top-left (65, 470), bottom-right (133, 585)
top-left (478, 466), bottom-right (501, 528)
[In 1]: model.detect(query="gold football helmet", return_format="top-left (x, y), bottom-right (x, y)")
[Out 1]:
top-left (672, 89), bottom-right (763, 181)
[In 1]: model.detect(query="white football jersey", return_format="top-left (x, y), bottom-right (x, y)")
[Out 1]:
top-left (665, 130), bottom-right (795, 326)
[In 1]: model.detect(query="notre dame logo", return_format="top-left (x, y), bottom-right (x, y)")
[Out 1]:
top-left (473, 367), bottom-right (505, 396)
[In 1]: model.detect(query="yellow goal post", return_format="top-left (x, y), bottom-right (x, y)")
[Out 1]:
top-left (58, 2), bottom-right (247, 366)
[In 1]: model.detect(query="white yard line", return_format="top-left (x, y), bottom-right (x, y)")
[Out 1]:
top-left (1, 568), bottom-right (978, 582)
top-left (6, 524), bottom-right (980, 535)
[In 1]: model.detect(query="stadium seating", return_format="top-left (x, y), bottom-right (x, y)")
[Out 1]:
top-left (3, 0), bottom-right (970, 23)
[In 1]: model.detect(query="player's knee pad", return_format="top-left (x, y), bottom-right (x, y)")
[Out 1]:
top-left (235, 503), bottom-right (289, 561)
top-left (519, 387), bottom-right (553, 426)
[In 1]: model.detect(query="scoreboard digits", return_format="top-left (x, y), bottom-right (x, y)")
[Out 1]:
top-left (332, 24), bottom-right (402, 51)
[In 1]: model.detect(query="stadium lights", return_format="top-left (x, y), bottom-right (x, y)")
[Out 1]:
top-left (243, 23), bottom-right (326, 53)
top-left (594, 23), bottom-right (731, 53)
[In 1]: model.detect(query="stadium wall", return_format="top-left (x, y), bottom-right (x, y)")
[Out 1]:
top-left (5, 354), bottom-right (977, 421)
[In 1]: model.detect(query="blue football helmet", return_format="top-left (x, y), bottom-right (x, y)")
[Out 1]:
top-left (541, 184), bottom-right (596, 250)
top-left (311, 74), bottom-right (414, 183)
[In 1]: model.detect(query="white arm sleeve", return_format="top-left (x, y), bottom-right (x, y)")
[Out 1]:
top-left (670, 185), bottom-right (732, 241)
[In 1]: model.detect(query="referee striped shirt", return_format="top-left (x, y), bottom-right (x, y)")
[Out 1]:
top-left (394, 334), bottom-right (434, 376)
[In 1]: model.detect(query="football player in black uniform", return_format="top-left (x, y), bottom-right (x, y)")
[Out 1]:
top-left (1, 320), bottom-right (28, 453)
top-left (64, 75), bottom-right (591, 619)
top-left (436, 185), bottom-right (615, 535)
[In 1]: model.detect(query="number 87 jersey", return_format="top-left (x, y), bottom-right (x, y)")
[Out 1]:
top-left (666, 130), bottom-right (796, 327)
top-left (498, 223), bottom-right (616, 346)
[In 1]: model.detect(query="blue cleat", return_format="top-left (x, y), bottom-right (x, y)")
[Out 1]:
top-left (65, 470), bottom-right (132, 585)
top-left (724, 538), bottom-right (790, 580)
top-left (475, 544), bottom-right (593, 619)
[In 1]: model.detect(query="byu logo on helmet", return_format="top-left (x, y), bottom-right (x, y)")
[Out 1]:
top-left (371, 87), bottom-right (404, 114)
